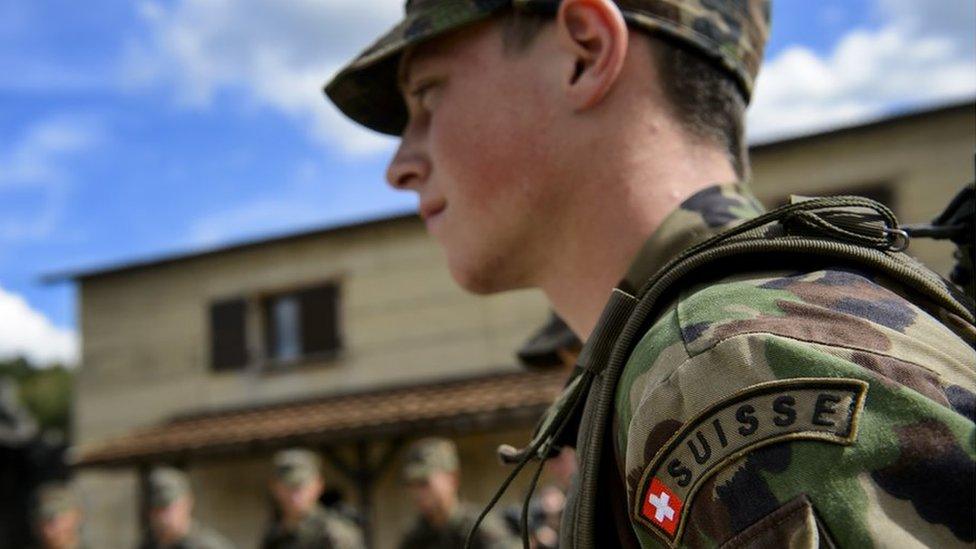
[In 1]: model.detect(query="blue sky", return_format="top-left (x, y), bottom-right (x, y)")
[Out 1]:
top-left (1, 0), bottom-right (974, 365)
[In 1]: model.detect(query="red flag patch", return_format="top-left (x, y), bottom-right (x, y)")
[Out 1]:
top-left (641, 477), bottom-right (683, 536)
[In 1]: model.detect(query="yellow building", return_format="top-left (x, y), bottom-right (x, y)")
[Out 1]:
top-left (54, 101), bottom-right (974, 548)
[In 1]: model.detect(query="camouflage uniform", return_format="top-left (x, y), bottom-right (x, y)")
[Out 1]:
top-left (262, 449), bottom-right (365, 549)
top-left (398, 438), bottom-right (517, 549)
top-left (140, 468), bottom-right (235, 549)
top-left (602, 183), bottom-right (976, 547)
top-left (398, 502), bottom-right (515, 549)
top-left (139, 522), bottom-right (236, 549)
top-left (261, 504), bottom-right (364, 549)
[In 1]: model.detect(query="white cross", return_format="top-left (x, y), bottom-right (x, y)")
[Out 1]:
top-left (648, 490), bottom-right (675, 523)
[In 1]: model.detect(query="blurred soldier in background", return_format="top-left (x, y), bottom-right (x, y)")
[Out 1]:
top-left (261, 448), bottom-right (364, 549)
top-left (503, 449), bottom-right (574, 548)
top-left (140, 467), bottom-right (234, 549)
top-left (32, 482), bottom-right (84, 549)
top-left (398, 438), bottom-right (514, 549)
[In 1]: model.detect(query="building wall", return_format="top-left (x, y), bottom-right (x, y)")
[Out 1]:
top-left (74, 218), bottom-right (551, 547)
top-left (75, 218), bottom-right (551, 446)
top-left (750, 105), bottom-right (975, 275)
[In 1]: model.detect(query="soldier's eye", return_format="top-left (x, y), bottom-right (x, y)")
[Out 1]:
top-left (409, 79), bottom-right (441, 111)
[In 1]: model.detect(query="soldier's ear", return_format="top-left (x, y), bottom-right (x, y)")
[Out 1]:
top-left (555, 0), bottom-right (628, 110)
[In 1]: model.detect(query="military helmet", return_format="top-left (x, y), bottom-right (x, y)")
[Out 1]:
top-left (148, 467), bottom-right (191, 508)
top-left (34, 482), bottom-right (80, 522)
top-left (325, 0), bottom-right (771, 135)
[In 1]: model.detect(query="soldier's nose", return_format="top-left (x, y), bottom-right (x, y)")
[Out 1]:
top-left (386, 148), bottom-right (429, 191)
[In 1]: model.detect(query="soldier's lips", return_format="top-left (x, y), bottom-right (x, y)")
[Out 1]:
top-left (420, 201), bottom-right (447, 227)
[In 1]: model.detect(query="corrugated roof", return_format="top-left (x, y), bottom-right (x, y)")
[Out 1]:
top-left (74, 370), bottom-right (566, 468)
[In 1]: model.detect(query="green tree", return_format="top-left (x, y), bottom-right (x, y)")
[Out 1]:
top-left (0, 356), bottom-right (74, 437)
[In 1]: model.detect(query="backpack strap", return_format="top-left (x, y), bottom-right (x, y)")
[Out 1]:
top-left (904, 182), bottom-right (975, 299)
top-left (564, 195), bottom-right (975, 549)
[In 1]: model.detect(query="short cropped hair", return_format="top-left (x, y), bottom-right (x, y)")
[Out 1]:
top-left (499, 11), bottom-right (748, 179)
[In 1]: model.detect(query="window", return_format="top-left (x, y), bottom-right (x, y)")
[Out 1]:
top-left (208, 282), bottom-right (341, 372)
top-left (268, 295), bottom-right (302, 361)
top-left (210, 298), bottom-right (248, 371)
top-left (263, 284), bottom-right (342, 365)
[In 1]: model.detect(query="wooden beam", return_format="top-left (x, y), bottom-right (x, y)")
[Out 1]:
top-left (318, 439), bottom-right (404, 549)
top-left (137, 463), bottom-right (151, 546)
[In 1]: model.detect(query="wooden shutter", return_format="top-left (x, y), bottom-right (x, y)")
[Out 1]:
top-left (210, 298), bottom-right (247, 371)
top-left (298, 284), bottom-right (341, 355)
top-left (262, 295), bottom-right (278, 361)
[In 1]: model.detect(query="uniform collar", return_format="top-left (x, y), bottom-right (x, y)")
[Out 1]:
top-left (415, 501), bottom-right (470, 530)
top-left (619, 182), bottom-right (765, 294)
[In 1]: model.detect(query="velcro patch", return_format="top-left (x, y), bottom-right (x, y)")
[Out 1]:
top-left (633, 377), bottom-right (868, 546)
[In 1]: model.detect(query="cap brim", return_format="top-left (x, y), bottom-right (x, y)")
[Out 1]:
top-left (402, 464), bottom-right (435, 483)
top-left (324, 0), bottom-right (510, 136)
top-left (150, 493), bottom-right (182, 509)
top-left (278, 471), bottom-right (315, 488)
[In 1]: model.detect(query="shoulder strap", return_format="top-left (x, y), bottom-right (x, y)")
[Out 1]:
top-left (565, 195), bottom-right (975, 549)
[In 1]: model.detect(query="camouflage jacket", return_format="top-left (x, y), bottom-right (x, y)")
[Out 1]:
top-left (398, 502), bottom-right (516, 549)
top-left (139, 521), bottom-right (235, 549)
top-left (261, 505), bottom-right (364, 549)
top-left (599, 183), bottom-right (975, 547)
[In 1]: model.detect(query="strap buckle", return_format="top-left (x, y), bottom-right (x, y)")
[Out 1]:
top-left (884, 228), bottom-right (910, 252)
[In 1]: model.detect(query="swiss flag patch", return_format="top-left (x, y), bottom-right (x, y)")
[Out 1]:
top-left (641, 477), bottom-right (683, 536)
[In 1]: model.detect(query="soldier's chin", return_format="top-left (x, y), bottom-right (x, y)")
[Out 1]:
top-left (450, 266), bottom-right (499, 295)
top-left (447, 258), bottom-right (525, 295)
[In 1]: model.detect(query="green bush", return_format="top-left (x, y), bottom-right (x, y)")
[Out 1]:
top-left (0, 357), bottom-right (73, 437)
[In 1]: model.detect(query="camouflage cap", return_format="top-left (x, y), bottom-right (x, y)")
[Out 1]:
top-left (325, 0), bottom-right (771, 135)
top-left (402, 437), bottom-right (460, 482)
top-left (272, 448), bottom-right (322, 488)
top-left (148, 467), bottom-right (191, 508)
top-left (34, 482), bottom-right (80, 522)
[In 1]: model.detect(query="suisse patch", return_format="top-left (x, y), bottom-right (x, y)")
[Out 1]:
top-left (633, 377), bottom-right (868, 546)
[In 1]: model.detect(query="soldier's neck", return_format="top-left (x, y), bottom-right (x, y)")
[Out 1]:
top-left (539, 139), bottom-right (736, 341)
top-left (155, 520), bottom-right (192, 546)
top-left (281, 506), bottom-right (312, 530)
top-left (425, 496), bottom-right (459, 528)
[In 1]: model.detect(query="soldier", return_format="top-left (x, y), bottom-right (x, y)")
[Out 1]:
top-left (261, 448), bottom-right (364, 549)
top-left (141, 467), bottom-right (234, 549)
top-left (32, 482), bottom-right (85, 549)
top-left (398, 438), bottom-right (514, 549)
top-left (325, 0), bottom-right (975, 547)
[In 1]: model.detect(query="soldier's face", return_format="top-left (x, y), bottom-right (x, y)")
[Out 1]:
top-left (387, 19), bottom-right (567, 294)
top-left (407, 470), bottom-right (459, 519)
top-left (38, 510), bottom-right (81, 549)
top-left (271, 478), bottom-right (323, 517)
top-left (149, 497), bottom-right (193, 542)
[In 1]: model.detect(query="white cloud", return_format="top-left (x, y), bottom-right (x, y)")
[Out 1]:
top-left (748, 0), bottom-right (976, 141)
top-left (0, 115), bottom-right (103, 241)
top-left (125, 0), bottom-right (402, 154)
top-left (0, 285), bottom-right (78, 366)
